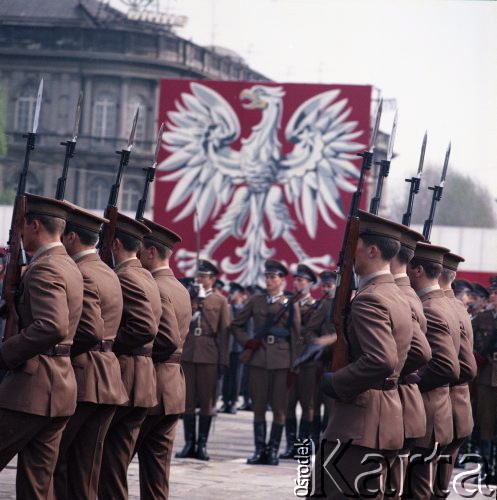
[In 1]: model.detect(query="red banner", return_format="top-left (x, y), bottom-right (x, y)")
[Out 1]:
top-left (154, 80), bottom-right (372, 285)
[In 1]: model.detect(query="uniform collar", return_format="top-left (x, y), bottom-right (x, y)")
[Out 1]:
top-left (357, 269), bottom-right (390, 291)
top-left (392, 272), bottom-right (408, 279)
top-left (114, 257), bottom-right (140, 271)
top-left (31, 242), bottom-right (63, 262)
top-left (417, 284), bottom-right (441, 297)
top-left (73, 248), bottom-right (97, 262)
top-left (267, 292), bottom-right (284, 304)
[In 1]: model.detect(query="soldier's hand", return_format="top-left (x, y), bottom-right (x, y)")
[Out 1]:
top-left (239, 349), bottom-right (253, 364)
top-left (313, 333), bottom-right (337, 348)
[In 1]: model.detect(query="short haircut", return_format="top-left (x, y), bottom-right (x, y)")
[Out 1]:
top-left (64, 222), bottom-right (99, 246)
top-left (397, 245), bottom-right (415, 266)
top-left (440, 268), bottom-right (456, 285)
top-left (409, 258), bottom-right (443, 280)
top-left (114, 229), bottom-right (141, 252)
top-left (143, 240), bottom-right (172, 260)
top-left (26, 213), bottom-right (66, 236)
top-left (359, 234), bottom-right (400, 261)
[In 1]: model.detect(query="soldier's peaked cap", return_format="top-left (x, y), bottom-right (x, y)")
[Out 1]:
top-left (141, 218), bottom-right (182, 250)
top-left (358, 210), bottom-right (403, 241)
top-left (452, 279), bottom-right (473, 294)
top-left (320, 270), bottom-right (337, 283)
top-left (399, 226), bottom-right (425, 251)
top-left (443, 252), bottom-right (465, 271)
top-left (66, 203), bottom-right (108, 234)
top-left (229, 282), bottom-right (245, 294)
top-left (413, 242), bottom-right (450, 265)
top-left (472, 282), bottom-right (489, 299)
top-left (264, 259), bottom-right (288, 276)
top-left (293, 263), bottom-right (317, 283)
top-left (197, 259), bottom-right (219, 276)
top-left (115, 213), bottom-right (151, 241)
top-left (25, 193), bottom-right (71, 220)
top-left (488, 276), bottom-right (497, 291)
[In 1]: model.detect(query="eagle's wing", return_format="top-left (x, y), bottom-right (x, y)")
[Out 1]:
top-left (158, 82), bottom-right (244, 228)
top-left (278, 89), bottom-right (366, 238)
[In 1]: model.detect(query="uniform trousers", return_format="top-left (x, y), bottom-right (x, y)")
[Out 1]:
top-left (403, 446), bottom-right (442, 500)
top-left (287, 364), bottom-right (318, 421)
top-left (98, 406), bottom-right (148, 500)
top-left (0, 409), bottom-right (68, 500)
top-left (53, 402), bottom-right (116, 500)
top-left (476, 384), bottom-right (497, 440)
top-left (183, 362), bottom-right (218, 416)
top-left (249, 366), bottom-right (288, 425)
top-left (135, 413), bottom-right (180, 500)
top-left (388, 438), bottom-right (417, 499)
top-left (311, 439), bottom-right (397, 499)
top-left (430, 437), bottom-right (466, 499)
top-left (222, 352), bottom-right (243, 406)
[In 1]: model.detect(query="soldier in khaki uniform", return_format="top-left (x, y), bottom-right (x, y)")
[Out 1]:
top-left (281, 264), bottom-right (318, 459)
top-left (0, 194), bottom-right (83, 499)
top-left (472, 277), bottom-right (497, 484)
top-left (405, 242), bottom-right (461, 499)
top-left (389, 226), bottom-right (431, 498)
top-left (54, 206), bottom-right (128, 500)
top-left (231, 259), bottom-right (301, 466)
top-left (433, 252), bottom-right (477, 493)
top-left (176, 259), bottom-right (230, 461)
top-left (318, 211), bottom-right (413, 499)
top-left (134, 219), bottom-right (192, 499)
top-left (99, 214), bottom-right (162, 500)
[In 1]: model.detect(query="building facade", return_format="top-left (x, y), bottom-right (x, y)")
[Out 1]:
top-left (0, 0), bottom-right (267, 212)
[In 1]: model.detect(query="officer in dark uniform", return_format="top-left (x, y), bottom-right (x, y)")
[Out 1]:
top-left (473, 277), bottom-right (497, 483)
top-left (231, 260), bottom-right (300, 466)
top-left (280, 264), bottom-right (318, 459)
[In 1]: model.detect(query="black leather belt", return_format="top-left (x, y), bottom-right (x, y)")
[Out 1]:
top-left (399, 372), bottom-right (421, 385)
top-left (44, 344), bottom-right (71, 357)
top-left (264, 336), bottom-right (289, 345)
top-left (88, 340), bottom-right (114, 353)
top-left (129, 346), bottom-right (152, 357)
top-left (371, 378), bottom-right (398, 391)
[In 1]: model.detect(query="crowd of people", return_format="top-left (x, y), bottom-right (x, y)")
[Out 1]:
top-left (0, 194), bottom-right (496, 499)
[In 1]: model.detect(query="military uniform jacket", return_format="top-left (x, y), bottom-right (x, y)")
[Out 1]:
top-left (297, 296), bottom-right (319, 356)
top-left (113, 258), bottom-right (161, 408)
top-left (182, 291), bottom-right (230, 366)
top-left (472, 309), bottom-right (497, 386)
top-left (0, 245), bottom-right (83, 417)
top-left (326, 274), bottom-right (412, 451)
top-left (71, 252), bottom-right (128, 405)
top-left (414, 288), bottom-right (461, 448)
top-left (231, 293), bottom-right (301, 370)
top-left (304, 296), bottom-right (334, 338)
top-left (151, 268), bottom-right (192, 416)
top-left (445, 289), bottom-right (477, 439)
top-left (395, 275), bottom-right (431, 440)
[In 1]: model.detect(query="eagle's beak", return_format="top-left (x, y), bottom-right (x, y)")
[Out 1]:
top-left (240, 89), bottom-right (266, 109)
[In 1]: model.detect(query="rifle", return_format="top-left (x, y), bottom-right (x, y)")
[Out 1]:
top-left (2, 79), bottom-right (43, 341)
top-left (402, 131), bottom-right (427, 226)
top-left (331, 98), bottom-right (382, 371)
top-left (369, 109), bottom-right (397, 215)
top-left (55, 92), bottom-right (83, 200)
top-left (135, 122), bottom-right (164, 220)
top-left (98, 107), bottom-right (139, 266)
top-left (422, 142), bottom-right (451, 242)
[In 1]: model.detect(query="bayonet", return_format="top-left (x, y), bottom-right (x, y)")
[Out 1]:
top-left (127, 107), bottom-right (139, 152)
top-left (369, 98), bottom-right (383, 153)
top-left (135, 122), bottom-right (164, 220)
top-left (370, 110), bottom-right (397, 214)
top-left (422, 141), bottom-right (451, 241)
top-left (55, 92), bottom-right (83, 200)
top-left (32, 78), bottom-right (43, 134)
top-left (402, 131), bottom-right (428, 227)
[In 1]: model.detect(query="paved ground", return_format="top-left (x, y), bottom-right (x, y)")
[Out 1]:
top-left (0, 406), bottom-right (496, 498)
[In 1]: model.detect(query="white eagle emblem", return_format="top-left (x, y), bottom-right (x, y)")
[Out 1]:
top-left (159, 83), bottom-right (365, 285)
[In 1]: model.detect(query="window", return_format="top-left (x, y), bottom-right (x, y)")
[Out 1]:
top-left (87, 177), bottom-right (110, 210)
top-left (121, 180), bottom-right (141, 212)
top-left (127, 96), bottom-right (146, 143)
top-left (15, 85), bottom-right (38, 132)
top-left (92, 92), bottom-right (117, 139)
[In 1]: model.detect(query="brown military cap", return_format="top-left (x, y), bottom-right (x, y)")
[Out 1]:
top-left (115, 213), bottom-right (151, 241)
top-left (413, 241), bottom-right (450, 265)
top-left (141, 218), bottom-right (182, 250)
top-left (67, 204), bottom-right (108, 234)
top-left (358, 210), bottom-right (403, 241)
top-left (25, 193), bottom-right (71, 220)
top-left (293, 263), bottom-right (317, 283)
top-left (399, 226), bottom-right (425, 251)
top-left (197, 259), bottom-right (219, 276)
top-left (443, 252), bottom-right (465, 271)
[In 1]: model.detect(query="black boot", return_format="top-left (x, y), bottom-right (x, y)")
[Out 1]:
top-left (267, 422), bottom-right (284, 466)
top-left (299, 419), bottom-right (312, 441)
top-left (279, 417), bottom-right (297, 459)
top-left (311, 415), bottom-right (321, 448)
top-left (196, 415), bottom-right (212, 461)
top-left (175, 413), bottom-right (196, 458)
top-left (247, 421), bottom-right (267, 465)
